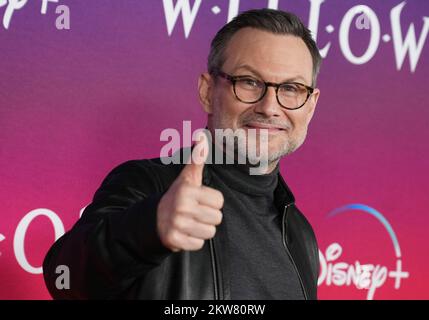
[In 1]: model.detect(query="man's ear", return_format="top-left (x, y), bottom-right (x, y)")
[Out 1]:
top-left (198, 72), bottom-right (213, 114)
top-left (306, 88), bottom-right (320, 123)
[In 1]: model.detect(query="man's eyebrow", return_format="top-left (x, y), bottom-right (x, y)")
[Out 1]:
top-left (232, 64), bottom-right (264, 78)
top-left (233, 64), bottom-right (309, 85)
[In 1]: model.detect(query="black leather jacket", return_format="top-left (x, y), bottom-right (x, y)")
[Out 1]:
top-left (43, 153), bottom-right (319, 299)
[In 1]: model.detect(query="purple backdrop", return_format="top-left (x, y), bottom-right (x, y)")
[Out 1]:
top-left (0, 0), bottom-right (428, 299)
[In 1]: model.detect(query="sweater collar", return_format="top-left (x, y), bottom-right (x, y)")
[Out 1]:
top-left (170, 146), bottom-right (295, 207)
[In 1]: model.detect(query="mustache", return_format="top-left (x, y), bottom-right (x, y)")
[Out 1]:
top-left (240, 116), bottom-right (292, 130)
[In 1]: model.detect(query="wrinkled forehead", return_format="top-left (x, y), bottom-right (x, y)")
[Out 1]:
top-left (221, 28), bottom-right (313, 86)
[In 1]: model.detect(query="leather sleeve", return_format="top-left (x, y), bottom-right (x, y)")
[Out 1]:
top-left (43, 160), bottom-right (173, 299)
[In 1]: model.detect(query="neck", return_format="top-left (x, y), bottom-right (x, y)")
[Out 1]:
top-left (251, 159), bottom-right (280, 175)
top-left (206, 139), bottom-right (279, 176)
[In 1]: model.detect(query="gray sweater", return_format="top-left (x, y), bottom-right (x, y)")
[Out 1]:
top-left (208, 160), bottom-right (304, 300)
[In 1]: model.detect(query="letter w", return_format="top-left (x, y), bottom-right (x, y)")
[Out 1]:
top-left (391, 1), bottom-right (429, 72)
top-left (163, 0), bottom-right (202, 38)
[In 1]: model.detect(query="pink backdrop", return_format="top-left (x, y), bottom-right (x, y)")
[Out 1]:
top-left (1, 0), bottom-right (428, 300)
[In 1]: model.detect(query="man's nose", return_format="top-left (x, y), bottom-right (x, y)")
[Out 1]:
top-left (253, 86), bottom-right (282, 117)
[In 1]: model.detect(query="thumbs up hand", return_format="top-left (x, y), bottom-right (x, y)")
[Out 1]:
top-left (157, 132), bottom-right (224, 252)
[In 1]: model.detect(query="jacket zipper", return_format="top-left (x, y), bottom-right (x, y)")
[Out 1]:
top-left (209, 238), bottom-right (219, 300)
top-left (281, 204), bottom-right (309, 300)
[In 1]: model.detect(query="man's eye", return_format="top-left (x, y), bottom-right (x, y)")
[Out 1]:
top-left (240, 78), bottom-right (261, 88)
top-left (280, 84), bottom-right (299, 93)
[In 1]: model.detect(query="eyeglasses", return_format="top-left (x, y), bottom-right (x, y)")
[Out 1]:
top-left (214, 70), bottom-right (314, 110)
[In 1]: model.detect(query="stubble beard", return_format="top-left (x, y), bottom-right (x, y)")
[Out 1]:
top-left (209, 114), bottom-right (308, 171)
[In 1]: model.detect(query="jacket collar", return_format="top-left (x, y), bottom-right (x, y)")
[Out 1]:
top-left (275, 171), bottom-right (296, 208)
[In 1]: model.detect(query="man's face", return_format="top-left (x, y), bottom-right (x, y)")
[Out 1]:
top-left (199, 27), bottom-right (320, 168)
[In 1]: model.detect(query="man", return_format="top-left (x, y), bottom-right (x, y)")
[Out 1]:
top-left (43, 8), bottom-right (321, 300)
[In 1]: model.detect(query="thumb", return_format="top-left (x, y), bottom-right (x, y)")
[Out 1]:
top-left (180, 131), bottom-right (209, 186)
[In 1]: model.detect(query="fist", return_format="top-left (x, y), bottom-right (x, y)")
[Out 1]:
top-left (157, 132), bottom-right (224, 252)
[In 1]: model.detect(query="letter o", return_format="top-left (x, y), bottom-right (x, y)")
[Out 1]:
top-left (339, 5), bottom-right (381, 64)
top-left (13, 208), bottom-right (65, 274)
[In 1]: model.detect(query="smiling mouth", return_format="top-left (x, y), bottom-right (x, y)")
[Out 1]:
top-left (243, 122), bottom-right (286, 133)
